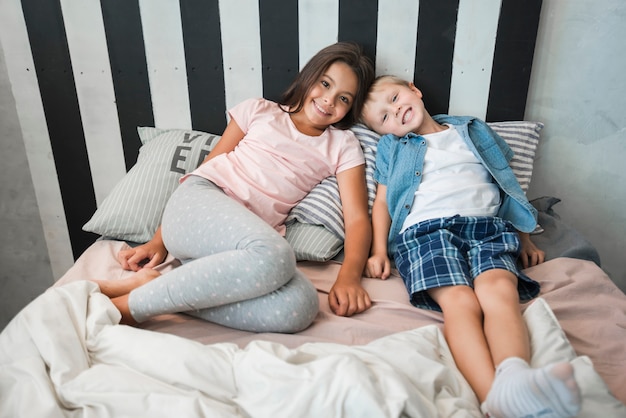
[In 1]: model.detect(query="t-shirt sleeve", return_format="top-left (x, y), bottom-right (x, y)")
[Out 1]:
top-left (335, 129), bottom-right (366, 174)
top-left (227, 97), bottom-right (263, 133)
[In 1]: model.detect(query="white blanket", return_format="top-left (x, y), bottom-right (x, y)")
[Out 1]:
top-left (1, 281), bottom-right (623, 417)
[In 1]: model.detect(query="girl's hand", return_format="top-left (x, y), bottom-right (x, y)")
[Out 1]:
top-left (329, 281), bottom-right (372, 317)
top-left (118, 227), bottom-right (168, 271)
top-left (518, 232), bottom-right (545, 269)
top-left (332, 164), bottom-right (372, 317)
top-left (365, 254), bottom-right (391, 280)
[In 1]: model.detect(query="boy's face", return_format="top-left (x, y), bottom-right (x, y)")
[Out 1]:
top-left (362, 82), bottom-right (427, 137)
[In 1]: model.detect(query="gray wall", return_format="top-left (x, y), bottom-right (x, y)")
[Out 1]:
top-left (525, 0), bottom-right (626, 290)
top-left (1, 0), bottom-right (625, 330)
top-left (0, 43), bottom-right (54, 330)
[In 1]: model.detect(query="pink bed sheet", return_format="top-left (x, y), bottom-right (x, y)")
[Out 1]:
top-left (56, 239), bottom-right (626, 405)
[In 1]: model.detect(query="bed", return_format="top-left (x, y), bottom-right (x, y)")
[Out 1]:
top-left (2, 1), bottom-right (626, 417)
top-left (2, 235), bottom-right (626, 417)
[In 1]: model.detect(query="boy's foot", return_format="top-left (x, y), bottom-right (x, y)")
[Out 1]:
top-left (483, 357), bottom-right (581, 418)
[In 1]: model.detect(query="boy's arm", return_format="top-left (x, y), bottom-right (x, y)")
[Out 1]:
top-left (366, 184), bottom-right (393, 279)
top-left (518, 231), bottom-right (545, 268)
top-left (330, 164), bottom-right (373, 317)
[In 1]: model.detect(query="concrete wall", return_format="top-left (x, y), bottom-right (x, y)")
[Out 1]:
top-left (0, 42), bottom-right (54, 330)
top-left (525, 0), bottom-right (626, 290)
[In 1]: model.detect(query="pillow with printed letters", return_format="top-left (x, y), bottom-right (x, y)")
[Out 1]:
top-left (83, 127), bottom-right (220, 244)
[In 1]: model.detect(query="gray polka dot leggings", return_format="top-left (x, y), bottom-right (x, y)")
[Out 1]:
top-left (127, 176), bottom-right (319, 333)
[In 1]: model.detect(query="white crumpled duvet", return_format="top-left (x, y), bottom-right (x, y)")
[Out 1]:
top-left (1, 281), bottom-right (624, 417)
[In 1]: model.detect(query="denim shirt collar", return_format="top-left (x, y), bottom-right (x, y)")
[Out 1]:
top-left (392, 115), bottom-right (476, 142)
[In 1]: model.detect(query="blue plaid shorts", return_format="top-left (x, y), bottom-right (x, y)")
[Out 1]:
top-left (394, 216), bottom-right (540, 312)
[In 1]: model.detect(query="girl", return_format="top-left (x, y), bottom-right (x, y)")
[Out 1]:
top-left (94, 42), bottom-right (375, 332)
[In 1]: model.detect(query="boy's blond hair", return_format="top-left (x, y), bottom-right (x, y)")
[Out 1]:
top-left (360, 75), bottom-right (412, 127)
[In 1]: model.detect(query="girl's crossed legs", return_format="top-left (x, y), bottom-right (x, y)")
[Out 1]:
top-left (95, 176), bottom-right (319, 333)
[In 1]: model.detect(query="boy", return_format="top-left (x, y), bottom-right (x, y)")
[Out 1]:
top-left (361, 76), bottom-right (581, 418)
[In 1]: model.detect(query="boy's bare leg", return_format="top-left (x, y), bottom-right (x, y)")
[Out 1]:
top-left (430, 271), bottom-right (580, 417)
top-left (92, 268), bottom-right (161, 299)
top-left (474, 269), bottom-right (530, 365)
top-left (429, 285), bottom-right (495, 402)
top-left (474, 269), bottom-right (581, 418)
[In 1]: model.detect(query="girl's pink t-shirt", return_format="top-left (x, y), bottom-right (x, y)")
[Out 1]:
top-left (186, 98), bottom-right (365, 235)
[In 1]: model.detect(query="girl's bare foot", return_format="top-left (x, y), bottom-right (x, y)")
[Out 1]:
top-left (111, 294), bottom-right (137, 325)
top-left (92, 268), bottom-right (161, 298)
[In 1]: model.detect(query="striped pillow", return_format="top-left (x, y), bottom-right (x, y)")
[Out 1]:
top-left (285, 222), bottom-right (344, 262)
top-left (488, 121), bottom-right (543, 193)
top-left (285, 124), bottom-right (379, 240)
top-left (287, 121), bottom-right (543, 240)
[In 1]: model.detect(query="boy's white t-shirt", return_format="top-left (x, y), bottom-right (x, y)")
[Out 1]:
top-left (400, 125), bottom-right (501, 232)
top-left (187, 98), bottom-right (364, 235)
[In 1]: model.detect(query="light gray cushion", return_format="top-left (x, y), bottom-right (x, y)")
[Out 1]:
top-left (285, 222), bottom-right (344, 262)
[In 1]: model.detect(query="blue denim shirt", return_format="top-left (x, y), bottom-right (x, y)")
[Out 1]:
top-left (374, 115), bottom-right (538, 254)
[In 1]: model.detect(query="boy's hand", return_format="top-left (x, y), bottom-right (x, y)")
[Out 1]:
top-left (365, 254), bottom-right (392, 280)
top-left (329, 281), bottom-right (372, 317)
top-left (518, 232), bottom-right (545, 268)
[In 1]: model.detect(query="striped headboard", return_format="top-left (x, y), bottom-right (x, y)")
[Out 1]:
top-left (0, 0), bottom-right (542, 277)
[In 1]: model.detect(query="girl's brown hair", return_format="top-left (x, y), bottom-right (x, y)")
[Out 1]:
top-left (279, 42), bottom-right (374, 130)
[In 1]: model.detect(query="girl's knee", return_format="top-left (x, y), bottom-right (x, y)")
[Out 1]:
top-left (275, 237), bottom-right (297, 267)
top-left (245, 234), bottom-right (297, 283)
top-left (210, 272), bottom-right (318, 334)
top-left (270, 237), bottom-right (298, 283)
top-left (272, 271), bottom-right (319, 334)
top-left (273, 271), bottom-right (319, 333)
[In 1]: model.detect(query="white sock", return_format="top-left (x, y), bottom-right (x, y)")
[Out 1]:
top-left (482, 357), bottom-right (581, 418)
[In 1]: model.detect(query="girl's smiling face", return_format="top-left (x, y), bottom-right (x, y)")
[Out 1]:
top-left (292, 61), bottom-right (358, 135)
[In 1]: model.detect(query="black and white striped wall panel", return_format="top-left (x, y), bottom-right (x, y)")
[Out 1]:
top-left (0, 0), bottom-right (542, 277)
